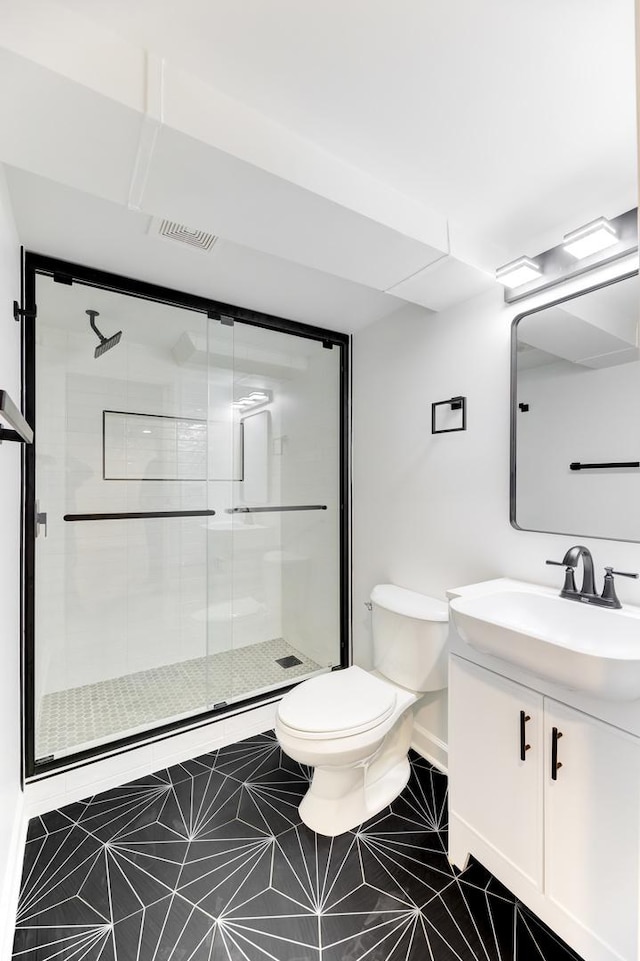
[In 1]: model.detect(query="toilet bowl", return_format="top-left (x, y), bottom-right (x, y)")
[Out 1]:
top-left (275, 584), bottom-right (449, 836)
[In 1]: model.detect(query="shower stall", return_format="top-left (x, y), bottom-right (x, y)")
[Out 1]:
top-left (23, 255), bottom-right (348, 776)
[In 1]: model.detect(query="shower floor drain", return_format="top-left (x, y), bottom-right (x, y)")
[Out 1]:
top-left (276, 655), bottom-right (303, 668)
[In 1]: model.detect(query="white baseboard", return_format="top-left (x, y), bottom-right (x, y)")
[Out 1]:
top-left (411, 724), bottom-right (448, 774)
top-left (0, 793), bottom-right (28, 961)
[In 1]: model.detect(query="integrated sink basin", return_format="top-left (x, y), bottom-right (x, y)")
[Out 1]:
top-left (449, 589), bottom-right (640, 701)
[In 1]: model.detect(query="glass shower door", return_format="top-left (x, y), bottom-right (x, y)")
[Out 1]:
top-left (32, 277), bottom-right (234, 764)
top-left (28, 256), bottom-right (346, 773)
top-left (210, 319), bottom-right (342, 706)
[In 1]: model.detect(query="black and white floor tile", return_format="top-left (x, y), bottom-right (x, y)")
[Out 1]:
top-left (14, 732), bottom-right (583, 961)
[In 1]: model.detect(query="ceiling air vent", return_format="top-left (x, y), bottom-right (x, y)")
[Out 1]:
top-left (150, 217), bottom-right (218, 252)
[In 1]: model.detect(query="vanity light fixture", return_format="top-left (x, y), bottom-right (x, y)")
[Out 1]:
top-left (563, 217), bottom-right (618, 259)
top-left (495, 257), bottom-right (541, 289)
top-left (500, 207), bottom-right (636, 303)
top-left (231, 389), bottom-right (272, 413)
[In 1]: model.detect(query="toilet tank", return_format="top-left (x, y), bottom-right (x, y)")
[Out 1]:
top-left (370, 584), bottom-right (449, 692)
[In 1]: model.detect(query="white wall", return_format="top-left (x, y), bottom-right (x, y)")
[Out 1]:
top-left (352, 277), bottom-right (640, 756)
top-left (0, 165), bottom-right (25, 956)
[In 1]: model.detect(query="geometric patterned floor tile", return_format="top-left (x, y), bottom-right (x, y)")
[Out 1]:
top-left (13, 731), bottom-right (585, 961)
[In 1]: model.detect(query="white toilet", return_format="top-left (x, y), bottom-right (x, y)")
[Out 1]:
top-left (275, 583), bottom-right (449, 836)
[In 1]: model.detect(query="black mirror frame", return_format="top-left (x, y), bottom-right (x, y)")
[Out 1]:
top-left (509, 266), bottom-right (639, 542)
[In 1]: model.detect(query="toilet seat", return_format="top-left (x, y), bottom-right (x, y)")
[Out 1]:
top-left (277, 666), bottom-right (397, 739)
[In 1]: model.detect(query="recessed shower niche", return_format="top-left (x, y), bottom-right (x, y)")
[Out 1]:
top-left (24, 255), bottom-right (348, 774)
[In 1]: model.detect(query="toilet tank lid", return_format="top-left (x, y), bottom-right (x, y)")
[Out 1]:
top-left (370, 584), bottom-right (449, 621)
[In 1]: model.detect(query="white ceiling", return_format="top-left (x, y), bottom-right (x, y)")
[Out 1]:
top-left (7, 167), bottom-right (404, 334)
top-left (1, 0), bottom-right (637, 332)
top-left (56, 0), bottom-right (638, 251)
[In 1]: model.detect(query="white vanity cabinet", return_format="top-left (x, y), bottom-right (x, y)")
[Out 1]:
top-left (543, 698), bottom-right (640, 961)
top-left (449, 654), bottom-right (640, 961)
top-left (449, 657), bottom-right (544, 889)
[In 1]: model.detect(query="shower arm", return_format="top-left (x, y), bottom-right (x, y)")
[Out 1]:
top-left (86, 309), bottom-right (107, 344)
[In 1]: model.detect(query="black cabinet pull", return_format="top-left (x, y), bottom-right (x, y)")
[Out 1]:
top-left (519, 710), bottom-right (531, 761)
top-left (551, 727), bottom-right (563, 780)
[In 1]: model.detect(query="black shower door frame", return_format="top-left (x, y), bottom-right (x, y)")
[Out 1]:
top-left (22, 252), bottom-right (351, 780)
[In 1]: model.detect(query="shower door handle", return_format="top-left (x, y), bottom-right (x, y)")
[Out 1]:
top-left (226, 505), bottom-right (328, 513)
top-left (35, 500), bottom-right (47, 538)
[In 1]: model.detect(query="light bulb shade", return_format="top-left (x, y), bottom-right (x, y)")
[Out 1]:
top-left (563, 217), bottom-right (618, 259)
top-left (231, 388), bottom-right (272, 413)
top-left (496, 256), bottom-right (541, 289)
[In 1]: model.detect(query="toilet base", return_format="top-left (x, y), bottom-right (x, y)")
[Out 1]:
top-left (299, 755), bottom-right (411, 837)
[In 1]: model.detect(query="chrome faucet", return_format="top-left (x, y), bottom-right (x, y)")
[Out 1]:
top-left (546, 545), bottom-right (638, 609)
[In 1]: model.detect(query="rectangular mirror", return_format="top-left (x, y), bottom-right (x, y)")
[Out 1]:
top-left (511, 269), bottom-right (640, 542)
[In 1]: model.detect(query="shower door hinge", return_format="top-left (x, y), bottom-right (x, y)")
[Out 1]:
top-left (207, 310), bottom-right (234, 326)
top-left (13, 301), bottom-right (37, 322)
top-left (322, 340), bottom-right (334, 349)
top-left (35, 501), bottom-right (48, 538)
top-left (53, 272), bottom-right (73, 285)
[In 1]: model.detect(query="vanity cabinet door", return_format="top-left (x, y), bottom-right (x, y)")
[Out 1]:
top-left (544, 699), bottom-right (640, 961)
top-left (449, 656), bottom-right (544, 888)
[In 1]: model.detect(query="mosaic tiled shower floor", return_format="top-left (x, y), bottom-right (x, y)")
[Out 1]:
top-left (14, 734), bottom-right (583, 961)
top-left (36, 639), bottom-right (321, 759)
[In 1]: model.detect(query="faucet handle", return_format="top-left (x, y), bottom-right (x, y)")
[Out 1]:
top-left (605, 567), bottom-right (639, 579)
top-left (600, 567), bottom-right (639, 609)
top-left (546, 560), bottom-right (577, 594)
